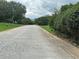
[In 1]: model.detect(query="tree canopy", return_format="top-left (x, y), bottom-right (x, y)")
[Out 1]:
top-left (0, 1), bottom-right (27, 24)
top-left (35, 16), bottom-right (49, 25)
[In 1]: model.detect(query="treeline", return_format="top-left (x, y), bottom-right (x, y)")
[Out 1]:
top-left (34, 16), bottom-right (49, 25)
top-left (0, 0), bottom-right (33, 24)
top-left (35, 2), bottom-right (79, 45)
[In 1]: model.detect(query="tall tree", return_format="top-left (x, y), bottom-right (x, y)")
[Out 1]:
top-left (0, 1), bottom-right (26, 23)
top-left (9, 1), bottom-right (26, 23)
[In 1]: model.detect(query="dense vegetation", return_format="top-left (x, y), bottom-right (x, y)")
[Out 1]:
top-left (0, 0), bottom-right (33, 24)
top-left (38, 2), bottom-right (79, 45)
top-left (49, 3), bottom-right (79, 45)
top-left (35, 16), bottom-right (49, 25)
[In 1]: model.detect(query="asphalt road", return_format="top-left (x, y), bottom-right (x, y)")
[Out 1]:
top-left (0, 25), bottom-right (79, 59)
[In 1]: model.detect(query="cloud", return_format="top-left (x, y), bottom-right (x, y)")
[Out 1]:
top-left (7, 0), bottom-right (79, 19)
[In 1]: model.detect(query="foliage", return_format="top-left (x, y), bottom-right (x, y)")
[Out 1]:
top-left (35, 16), bottom-right (49, 25)
top-left (20, 17), bottom-right (33, 25)
top-left (49, 3), bottom-right (79, 44)
top-left (0, 1), bottom-right (26, 24)
top-left (60, 4), bottom-right (73, 12)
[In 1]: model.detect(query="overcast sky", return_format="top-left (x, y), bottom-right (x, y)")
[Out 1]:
top-left (7, 0), bottom-right (79, 19)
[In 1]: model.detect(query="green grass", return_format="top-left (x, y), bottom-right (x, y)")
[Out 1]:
top-left (41, 25), bottom-right (54, 33)
top-left (0, 23), bottom-right (22, 31)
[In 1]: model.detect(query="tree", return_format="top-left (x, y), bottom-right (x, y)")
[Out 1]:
top-left (0, 0), bottom-right (5, 1)
top-left (0, 1), bottom-right (26, 23)
top-left (9, 1), bottom-right (26, 23)
top-left (60, 4), bottom-right (73, 12)
top-left (20, 17), bottom-right (33, 25)
top-left (0, 1), bottom-right (11, 22)
top-left (35, 16), bottom-right (49, 25)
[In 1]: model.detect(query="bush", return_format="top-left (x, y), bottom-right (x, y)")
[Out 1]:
top-left (18, 17), bottom-right (33, 25)
top-left (35, 16), bottom-right (49, 25)
top-left (49, 3), bottom-right (79, 44)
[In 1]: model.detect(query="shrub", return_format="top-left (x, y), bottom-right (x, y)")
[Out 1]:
top-left (49, 3), bottom-right (79, 44)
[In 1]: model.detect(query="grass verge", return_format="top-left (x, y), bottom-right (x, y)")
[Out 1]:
top-left (41, 25), bottom-right (54, 33)
top-left (0, 23), bottom-right (22, 31)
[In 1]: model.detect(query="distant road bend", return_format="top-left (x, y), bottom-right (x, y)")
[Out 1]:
top-left (0, 25), bottom-right (79, 59)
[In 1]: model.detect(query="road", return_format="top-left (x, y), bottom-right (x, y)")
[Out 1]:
top-left (0, 25), bottom-right (79, 59)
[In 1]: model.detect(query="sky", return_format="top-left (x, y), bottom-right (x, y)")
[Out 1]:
top-left (7, 0), bottom-right (79, 19)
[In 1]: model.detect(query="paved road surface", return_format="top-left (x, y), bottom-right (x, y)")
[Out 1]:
top-left (0, 25), bottom-right (79, 59)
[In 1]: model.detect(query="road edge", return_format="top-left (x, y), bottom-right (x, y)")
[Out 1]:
top-left (40, 26), bottom-right (79, 58)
